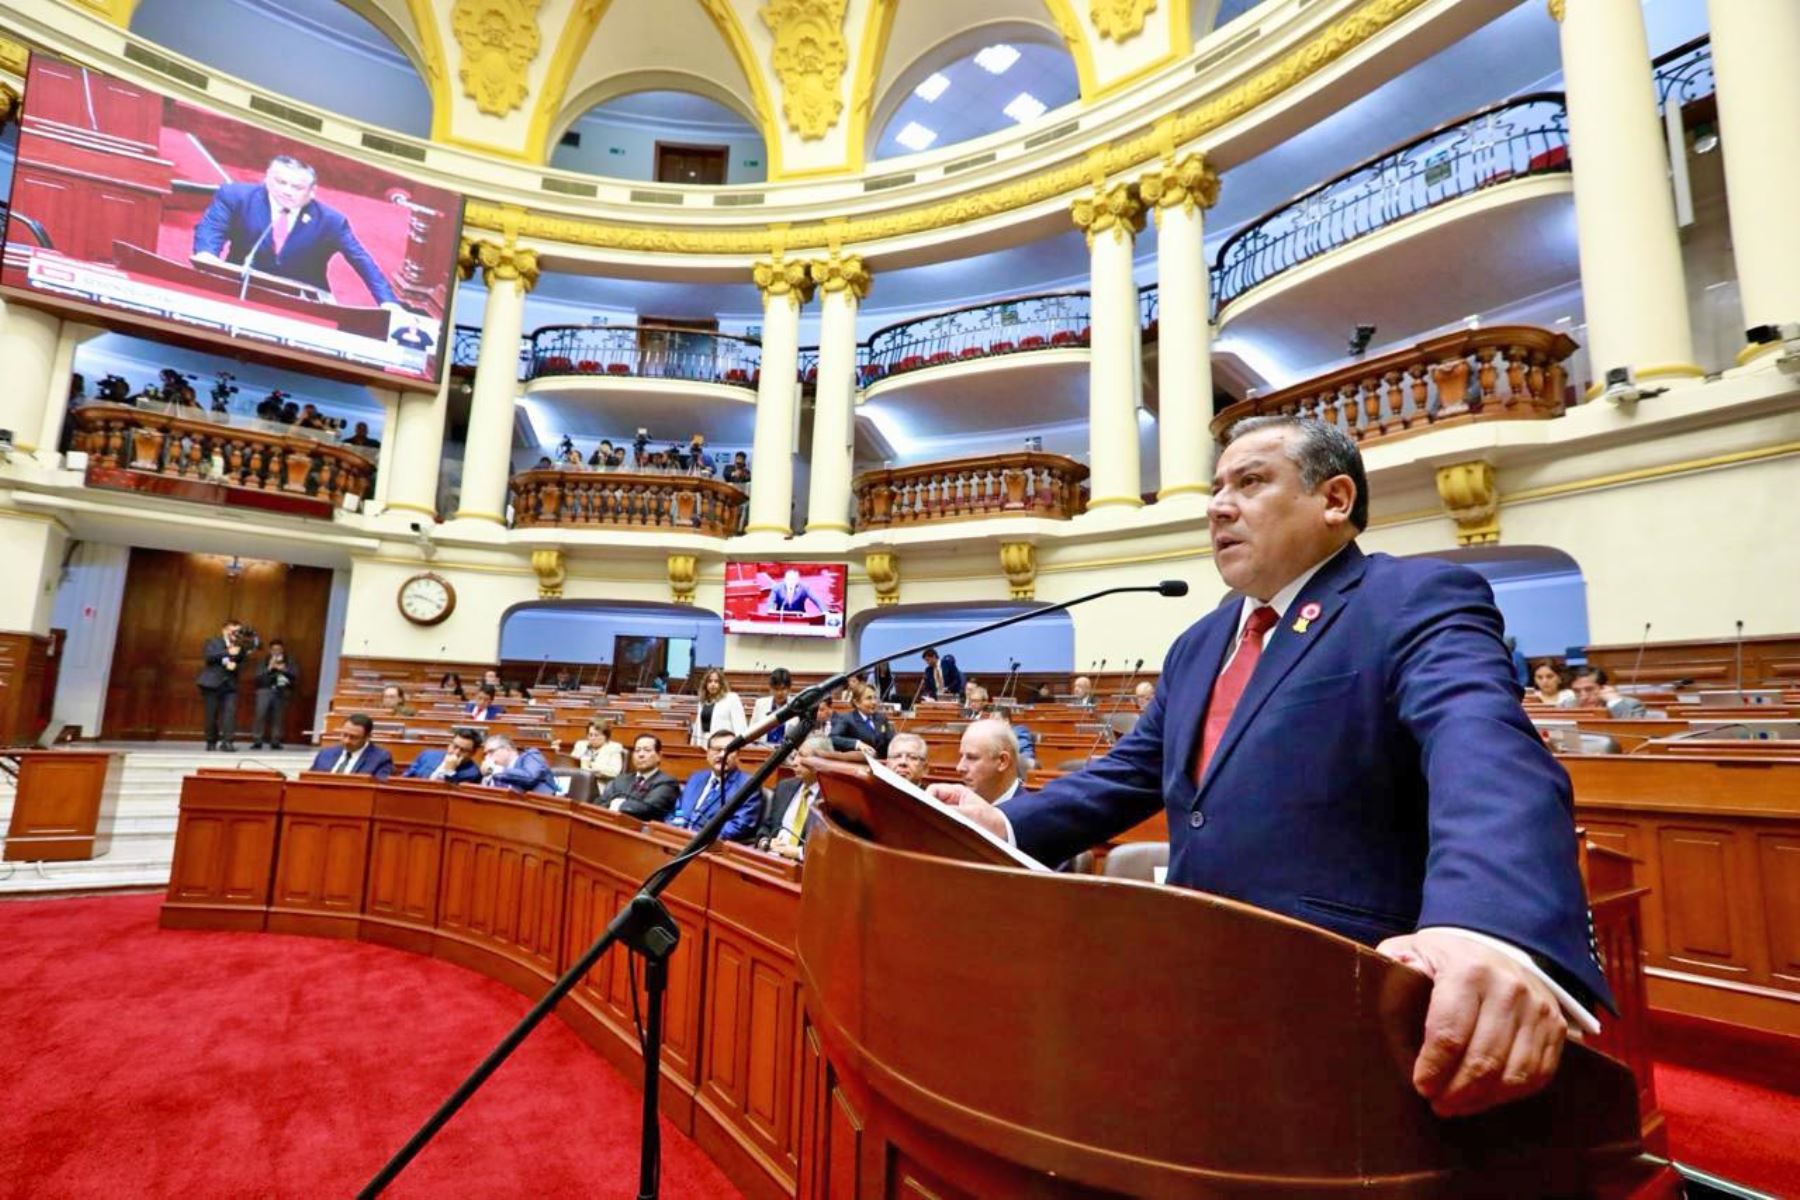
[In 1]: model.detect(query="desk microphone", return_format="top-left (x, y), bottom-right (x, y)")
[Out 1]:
top-left (1630, 622), bottom-right (1652, 685)
top-left (1733, 619), bottom-right (1746, 699)
top-left (236, 218), bottom-right (280, 301)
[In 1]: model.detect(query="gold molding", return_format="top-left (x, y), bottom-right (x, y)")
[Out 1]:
top-left (760, 0), bottom-right (849, 140)
top-left (808, 252), bottom-right (871, 299)
top-left (451, 0), bottom-right (542, 118)
top-left (1040, 0), bottom-right (1102, 98)
top-left (0, 34), bottom-right (29, 76)
top-left (999, 542), bottom-right (1038, 601)
top-left (1071, 181), bottom-right (1145, 246)
top-left (1736, 340), bottom-right (1784, 367)
top-left (668, 552), bottom-right (698, 604)
top-left (753, 255), bottom-right (816, 306)
top-left (1139, 152), bottom-right (1221, 223)
top-left (69, 0), bottom-right (139, 27)
top-left (0, 81), bottom-right (18, 130)
top-left (459, 0), bottom-right (1436, 253)
top-left (449, 510), bottom-right (508, 524)
top-left (697, 0), bottom-right (785, 179)
top-left (531, 548), bottom-right (566, 598)
top-left (1546, 0), bottom-right (1565, 23)
top-left (743, 522), bottom-right (794, 534)
top-left (464, 237), bottom-right (540, 291)
top-left (1434, 461), bottom-right (1499, 546)
top-left (805, 521), bottom-right (853, 533)
top-left (523, 0), bottom-right (612, 161)
top-left (865, 550), bottom-right (899, 605)
top-left (1155, 481), bottom-right (1212, 499)
top-left (841, 0), bottom-right (897, 174)
top-left (1092, 0), bottom-right (1159, 42)
top-left (1086, 495), bottom-right (1146, 509)
top-left (383, 500), bottom-right (441, 517)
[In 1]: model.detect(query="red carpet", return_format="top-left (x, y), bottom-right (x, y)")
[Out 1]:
top-left (1656, 1062), bottom-right (1800, 1196)
top-left (0, 893), bottom-right (738, 1199)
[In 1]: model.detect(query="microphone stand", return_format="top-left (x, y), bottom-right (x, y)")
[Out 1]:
top-left (1083, 658), bottom-right (1144, 763)
top-left (1630, 622), bottom-right (1652, 687)
top-left (358, 579), bottom-right (1186, 1199)
top-left (235, 219), bottom-right (278, 302)
top-left (999, 659), bottom-right (1021, 703)
top-left (1733, 619), bottom-right (1745, 701)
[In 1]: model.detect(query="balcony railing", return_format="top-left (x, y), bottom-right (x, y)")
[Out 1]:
top-left (69, 401), bottom-right (375, 512)
top-left (508, 468), bottom-right (748, 535)
top-left (1207, 326), bottom-right (1578, 446)
top-left (853, 452), bottom-right (1088, 530)
top-left (1212, 94), bottom-right (1572, 316)
top-left (525, 324), bottom-right (763, 387)
top-left (1655, 35), bottom-right (1713, 111)
top-left (862, 291), bottom-right (1093, 383)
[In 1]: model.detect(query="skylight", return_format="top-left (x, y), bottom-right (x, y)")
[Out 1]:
top-left (913, 72), bottom-right (950, 102)
top-left (894, 121), bottom-right (938, 152)
top-left (1002, 92), bottom-right (1046, 124)
top-left (974, 44), bottom-right (1020, 75)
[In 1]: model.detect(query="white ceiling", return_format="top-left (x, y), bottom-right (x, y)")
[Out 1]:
top-left (872, 40), bottom-right (1081, 162)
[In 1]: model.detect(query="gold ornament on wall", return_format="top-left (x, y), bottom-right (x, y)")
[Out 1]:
top-left (530, 548), bottom-right (565, 598)
top-left (451, 0), bottom-right (543, 118)
top-left (465, 237), bottom-right (541, 291)
top-left (668, 553), bottom-right (698, 605)
top-left (1435, 461), bottom-right (1501, 546)
top-left (1139, 153), bottom-right (1221, 221)
top-left (760, 0), bottom-right (849, 140)
top-left (0, 35), bottom-right (28, 76)
top-left (807, 252), bottom-right (871, 299)
top-left (1000, 542), bottom-right (1038, 601)
top-left (865, 552), bottom-right (900, 606)
top-left (753, 256), bottom-right (815, 306)
top-left (1546, 0), bottom-right (1565, 22)
top-left (1070, 181), bottom-right (1145, 246)
top-left (1091, 0), bottom-right (1159, 42)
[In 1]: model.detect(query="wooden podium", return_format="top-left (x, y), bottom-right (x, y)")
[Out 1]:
top-left (3, 750), bottom-right (123, 862)
top-left (802, 763), bottom-right (1674, 1198)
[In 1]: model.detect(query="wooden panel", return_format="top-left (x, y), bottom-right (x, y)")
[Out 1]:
top-left (161, 771), bottom-right (283, 930)
top-left (269, 781), bottom-right (374, 938)
top-left (3, 751), bottom-right (120, 861)
top-left (0, 631), bottom-right (53, 747)
top-left (1758, 835), bottom-right (1800, 987)
top-left (102, 548), bottom-right (331, 742)
top-left (435, 793), bottom-right (569, 990)
top-left (826, 1082), bottom-right (863, 1199)
top-left (1584, 633), bottom-right (1800, 689)
top-left (1655, 825), bottom-right (1743, 969)
top-left (706, 933), bottom-right (748, 1109)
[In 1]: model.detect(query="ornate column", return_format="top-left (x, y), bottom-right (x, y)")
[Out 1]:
top-left (452, 237), bottom-right (537, 523)
top-left (1706, 0), bottom-right (1800, 360)
top-left (0, 296), bottom-right (62, 455)
top-left (804, 252), bottom-right (871, 534)
top-left (1072, 182), bottom-right (1146, 509)
top-left (1139, 153), bottom-right (1221, 504)
top-left (383, 375), bottom-right (453, 518)
top-left (746, 257), bottom-right (814, 534)
top-left (1553, 0), bottom-right (1699, 390)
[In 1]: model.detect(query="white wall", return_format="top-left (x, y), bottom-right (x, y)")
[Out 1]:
top-left (46, 541), bottom-right (130, 737)
top-left (549, 116), bottom-right (768, 185)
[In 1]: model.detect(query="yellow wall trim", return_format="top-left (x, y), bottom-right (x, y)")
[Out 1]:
top-left (1636, 363), bottom-right (1706, 381)
top-left (1501, 441), bottom-right (1800, 507)
top-left (1155, 482), bottom-right (1211, 499)
top-left (524, 0), bottom-right (615, 162)
top-left (383, 501), bottom-right (441, 516)
top-left (449, 510), bottom-right (508, 523)
top-left (697, 0), bottom-right (785, 179)
top-left (743, 522), bottom-right (795, 534)
top-left (805, 521), bottom-right (853, 533)
top-left (1086, 495), bottom-right (1146, 509)
top-left (1736, 340), bottom-right (1784, 367)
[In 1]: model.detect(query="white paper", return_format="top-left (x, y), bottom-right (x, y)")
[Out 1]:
top-left (865, 759), bottom-right (1051, 872)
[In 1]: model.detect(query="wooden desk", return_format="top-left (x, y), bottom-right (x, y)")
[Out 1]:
top-left (3, 750), bottom-right (122, 862)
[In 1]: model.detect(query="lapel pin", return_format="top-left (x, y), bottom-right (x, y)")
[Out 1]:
top-left (1292, 601), bottom-right (1322, 634)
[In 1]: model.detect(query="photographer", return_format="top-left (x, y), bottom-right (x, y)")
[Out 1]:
top-left (249, 639), bottom-right (300, 750)
top-left (196, 619), bottom-right (250, 751)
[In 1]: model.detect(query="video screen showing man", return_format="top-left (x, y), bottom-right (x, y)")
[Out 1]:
top-left (763, 568), bottom-right (824, 617)
top-left (192, 156), bottom-right (400, 309)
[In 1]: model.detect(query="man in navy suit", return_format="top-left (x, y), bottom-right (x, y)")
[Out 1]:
top-left (402, 729), bottom-right (482, 785)
top-left (765, 568), bottom-right (823, 615)
top-left (668, 731), bottom-right (760, 843)
top-left (310, 714), bottom-right (394, 779)
top-left (932, 416), bottom-right (1607, 1119)
top-left (191, 156), bottom-right (399, 307)
top-left (479, 733), bottom-right (556, 795)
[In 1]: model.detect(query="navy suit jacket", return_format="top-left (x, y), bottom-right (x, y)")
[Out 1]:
top-left (193, 181), bottom-right (397, 305)
top-left (309, 743), bottom-right (395, 780)
top-left (1004, 544), bottom-right (1611, 1010)
top-left (669, 768), bottom-right (760, 843)
top-left (483, 748), bottom-right (557, 795)
top-left (402, 749), bottom-right (481, 785)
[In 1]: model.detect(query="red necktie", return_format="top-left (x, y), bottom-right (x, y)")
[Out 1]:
top-left (271, 209), bottom-right (292, 255)
top-left (1194, 605), bottom-right (1279, 783)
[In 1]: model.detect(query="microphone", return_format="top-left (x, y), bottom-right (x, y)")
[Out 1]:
top-left (600, 660), bottom-right (615, 696)
top-left (234, 756), bottom-right (293, 774)
top-left (728, 581), bottom-right (1189, 753)
top-left (1734, 619), bottom-right (1746, 700)
top-left (1085, 657), bottom-right (1147, 763)
top-left (533, 653), bottom-right (550, 689)
top-left (1630, 622), bottom-right (1652, 686)
top-left (236, 216), bottom-right (281, 301)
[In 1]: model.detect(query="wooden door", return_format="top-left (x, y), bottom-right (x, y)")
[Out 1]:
top-left (102, 549), bottom-right (332, 740)
top-left (654, 143), bottom-right (728, 185)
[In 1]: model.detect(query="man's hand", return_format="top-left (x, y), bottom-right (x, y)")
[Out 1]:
top-left (1377, 929), bottom-right (1567, 1117)
top-left (925, 783), bottom-right (1008, 840)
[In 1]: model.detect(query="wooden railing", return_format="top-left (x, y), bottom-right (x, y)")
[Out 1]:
top-left (508, 468), bottom-right (747, 535)
top-left (69, 402), bottom-right (375, 506)
top-left (853, 452), bottom-right (1088, 529)
top-left (1209, 326), bottom-right (1579, 446)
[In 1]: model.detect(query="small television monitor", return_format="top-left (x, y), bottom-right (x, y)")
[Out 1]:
top-left (724, 562), bottom-right (848, 639)
top-left (0, 55), bottom-right (463, 387)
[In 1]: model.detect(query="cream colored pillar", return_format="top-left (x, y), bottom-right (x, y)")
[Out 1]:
top-left (0, 297), bottom-right (61, 455)
top-left (1072, 182), bottom-right (1146, 510)
top-left (746, 257), bottom-right (813, 534)
top-left (804, 253), bottom-right (870, 534)
top-left (0, 511), bottom-right (69, 635)
top-left (1706, 0), bottom-right (1800, 360)
top-left (1140, 154), bottom-right (1221, 504)
top-left (383, 375), bottom-right (452, 518)
top-left (367, 388), bottom-right (401, 510)
top-left (37, 322), bottom-right (101, 463)
top-left (1554, 0), bottom-right (1699, 389)
top-left (453, 238), bottom-right (537, 523)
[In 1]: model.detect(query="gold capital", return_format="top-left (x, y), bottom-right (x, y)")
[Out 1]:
top-left (1435, 461), bottom-right (1500, 545)
top-left (999, 542), bottom-right (1038, 601)
top-left (1071, 182), bottom-right (1145, 246)
top-left (753, 256), bottom-right (815, 306)
top-left (865, 551), bottom-right (899, 606)
top-left (464, 238), bottom-right (540, 292)
top-left (1547, 0), bottom-right (1565, 23)
top-left (667, 553), bottom-right (698, 605)
top-left (808, 253), bottom-right (871, 300)
top-left (1139, 153), bottom-right (1221, 224)
top-left (1091, 0), bottom-right (1158, 42)
top-left (531, 549), bottom-right (565, 599)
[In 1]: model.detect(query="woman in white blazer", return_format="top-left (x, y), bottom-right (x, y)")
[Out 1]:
top-left (690, 667), bottom-right (747, 745)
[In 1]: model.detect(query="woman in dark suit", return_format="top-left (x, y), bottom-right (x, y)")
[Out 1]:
top-left (830, 682), bottom-right (895, 758)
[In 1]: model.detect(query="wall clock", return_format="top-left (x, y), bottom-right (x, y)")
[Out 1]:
top-left (397, 572), bottom-right (455, 626)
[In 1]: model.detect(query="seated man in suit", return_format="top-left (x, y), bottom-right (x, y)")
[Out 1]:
top-left (478, 733), bottom-right (555, 795)
top-left (668, 731), bottom-right (759, 843)
top-left (884, 732), bottom-right (931, 786)
top-left (931, 415), bottom-right (1609, 1118)
top-left (955, 717), bottom-right (1025, 806)
top-left (464, 685), bottom-right (502, 721)
top-left (981, 704), bottom-right (1037, 772)
top-left (1560, 666), bottom-right (1650, 718)
top-left (596, 734), bottom-right (682, 821)
top-left (756, 736), bottom-right (832, 859)
top-left (1070, 676), bottom-right (1095, 706)
top-left (310, 714), bottom-right (394, 779)
top-left (402, 728), bottom-right (482, 785)
top-left (192, 155), bottom-right (400, 309)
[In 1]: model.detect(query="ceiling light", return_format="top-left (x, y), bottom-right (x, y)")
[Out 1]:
top-left (913, 72), bottom-right (950, 102)
top-left (975, 44), bottom-right (1020, 75)
top-left (1002, 92), bottom-right (1046, 123)
top-left (894, 121), bottom-right (938, 152)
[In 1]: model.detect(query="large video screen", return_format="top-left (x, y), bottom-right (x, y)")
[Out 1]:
top-left (1, 56), bottom-right (462, 385)
top-left (724, 562), bottom-right (848, 639)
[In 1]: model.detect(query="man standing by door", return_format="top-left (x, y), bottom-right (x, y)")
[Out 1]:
top-left (196, 618), bottom-right (246, 751)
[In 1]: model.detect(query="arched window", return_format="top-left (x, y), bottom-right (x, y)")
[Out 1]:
top-left (872, 27), bottom-right (1079, 161)
top-left (855, 603), bottom-right (1076, 683)
top-left (500, 601), bottom-right (726, 687)
top-left (1416, 546), bottom-right (1589, 659)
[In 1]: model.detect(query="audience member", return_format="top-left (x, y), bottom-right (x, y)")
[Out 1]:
top-left (597, 735), bottom-right (681, 820)
top-left (868, 661), bottom-right (897, 703)
top-left (917, 647), bottom-right (963, 701)
top-left (668, 731), bottom-right (759, 842)
top-left (310, 714), bottom-right (394, 778)
top-left (554, 669), bottom-right (579, 692)
top-left (280, 400), bottom-right (300, 424)
top-left (403, 729), bottom-right (482, 784)
top-left (465, 685), bottom-right (502, 720)
top-left (440, 671), bottom-right (467, 700)
top-left (723, 452), bottom-right (751, 485)
top-left (690, 667), bottom-right (748, 744)
top-left (956, 717), bottom-right (1024, 805)
top-left (345, 422), bottom-right (380, 448)
top-left (757, 736), bottom-right (831, 859)
top-left (1133, 680), bottom-right (1155, 710)
top-left (1530, 659), bottom-right (1573, 706)
top-left (749, 668), bottom-right (796, 745)
top-left (480, 734), bottom-right (556, 794)
top-left (248, 638), bottom-right (299, 750)
top-left (571, 719), bottom-right (625, 781)
top-left (297, 403), bottom-right (329, 431)
top-left (481, 669), bottom-right (503, 691)
top-left (963, 679), bottom-right (990, 708)
top-left (196, 618), bottom-right (246, 752)
top-left (255, 392), bottom-right (284, 421)
top-left (380, 685), bottom-right (416, 717)
top-left (884, 732), bottom-right (930, 786)
top-left (831, 682), bottom-right (894, 757)
top-left (982, 704), bottom-right (1036, 772)
top-left (1070, 676), bottom-right (1095, 706)
top-left (1562, 667), bottom-right (1649, 718)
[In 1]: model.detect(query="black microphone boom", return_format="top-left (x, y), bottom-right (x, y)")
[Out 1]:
top-left (1631, 622), bottom-right (1652, 686)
